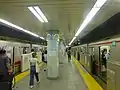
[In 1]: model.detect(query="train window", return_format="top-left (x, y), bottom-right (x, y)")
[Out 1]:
top-left (23, 47), bottom-right (29, 54)
top-left (81, 47), bottom-right (86, 53)
top-left (89, 47), bottom-right (95, 55)
top-left (6, 46), bottom-right (13, 59)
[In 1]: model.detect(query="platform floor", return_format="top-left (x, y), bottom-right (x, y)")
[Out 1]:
top-left (15, 62), bottom-right (88, 90)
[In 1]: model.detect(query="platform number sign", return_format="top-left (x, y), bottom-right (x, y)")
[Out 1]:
top-left (112, 41), bottom-right (116, 47)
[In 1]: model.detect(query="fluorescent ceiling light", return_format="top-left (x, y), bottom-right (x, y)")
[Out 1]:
top-left (28, 6), bottom-right (48, 23)
top-left (34, 6), bottom-right (48, 22)
top-left (75, 0), bottom-right (107, 37)
top-left (75, 8), bottom-right (100, 36)
top-left (69, 37), bottom-right (76, 45)
top-left (0, 18), bottom-right (24, 31)
top-left (0, 18), bottom-right (44, 39)
top-left (28, 7), bottom-right (44, 23)
top-left (94, 0), bottom-right (107, 8)
top-left (40, 37), bottom-right (45, 40)
top-left (69, 0), bottom-right (107, 45)
top-left (23, 30), bottom-right (39, 37)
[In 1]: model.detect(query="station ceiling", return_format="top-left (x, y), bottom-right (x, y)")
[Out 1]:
top-left (0, 0), bottom-right (120, 45)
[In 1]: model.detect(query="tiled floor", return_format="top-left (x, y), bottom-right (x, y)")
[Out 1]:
top-left (15, 61), bottom-right (88, 90)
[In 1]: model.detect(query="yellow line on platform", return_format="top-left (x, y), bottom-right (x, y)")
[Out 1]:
top-left (13, 71), bottom-right (29, 84)
top-left (72, 57), bottom-right (103, 90)
top-left (13, 63), bottom-right (43, 84)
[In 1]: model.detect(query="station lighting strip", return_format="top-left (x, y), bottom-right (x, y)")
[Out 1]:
top-left (0, 18), bottom-right (44, 39)
top-left (69, 0), bottom-right (107, 46)
top-left (28, 6), bottom-right (48, 23)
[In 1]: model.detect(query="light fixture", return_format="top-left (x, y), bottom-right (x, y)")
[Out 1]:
top-left (28, 6), bottom-right (48, 23)
top-left (34, 6), bottom-right (48, 22)
top-left (69, 0), bottom-right (107, 45)
top-left (75, 8), bottom-right (100, 36)
top-left (0, 18), bottom-right (44, 39)
top-left (69, 37), bottom-right (76, 45)
top-left (94, 0), bottom-right (107, 8)
top-left (40, 37), bottom-right (45, 40)
top-left (28, 7), bottom-right (44, 23)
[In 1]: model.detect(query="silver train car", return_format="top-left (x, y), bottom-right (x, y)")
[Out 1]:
top-left (0, 40), bottom-right (44, 75)
top-left (72, 37), bottom-right (120, 90)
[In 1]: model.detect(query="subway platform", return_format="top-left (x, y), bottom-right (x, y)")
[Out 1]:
top-left (14, 58), bottom-right (103, 90)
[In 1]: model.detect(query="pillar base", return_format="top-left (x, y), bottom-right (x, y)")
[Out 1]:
top-left (47, 76), bottom-right (59, 80)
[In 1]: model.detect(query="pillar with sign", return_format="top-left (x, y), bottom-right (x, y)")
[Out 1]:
top-left (47, 30), bottom-right (59, 79)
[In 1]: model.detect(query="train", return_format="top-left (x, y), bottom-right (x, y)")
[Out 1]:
top-left (0, 40), bottom-right (45, 75)
top-left (71, 36), bottom-right (120, 90)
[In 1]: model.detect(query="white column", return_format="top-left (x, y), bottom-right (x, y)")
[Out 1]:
top-left (47, 31), bottom-right (59, 79)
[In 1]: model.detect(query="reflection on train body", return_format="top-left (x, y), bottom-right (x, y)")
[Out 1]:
top-left (72, 37), bottom-right (120, 90)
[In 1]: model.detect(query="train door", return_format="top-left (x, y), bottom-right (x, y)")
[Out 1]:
top-left (92, 46), bottom-right (100, 76)
top-left (80, 47), bottom-right (84, 65)
top-left (5, 46), bottom-right (17, 76)
top-left (5, 46), bottom-right (13, 63)
top-left (89, 47), bottom-right (95, 74)
top-left (5, 46), bottom-right (14, 75)
top-left (80, 46), bottom-right (86, 66)
top-left (76, 48), bottom-right (78, 60)
top-left (99, 45), bottom-right (110, 82)
top-left (77, 47), bottom-right (80, 61)
top-left (14, 46), bottom-right (23, 74)
top-left (74, 48), bottom-right (76, 58)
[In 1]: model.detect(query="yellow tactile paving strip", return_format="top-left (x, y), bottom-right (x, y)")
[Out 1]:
top-left (72, 57), bottom-right (103, 90)
top-left (12, 58), bottom-right (103, 90)
top-left (13, 71), bottom-right (29, 84)
top-left (13, 63), bottom-right (43, 84)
